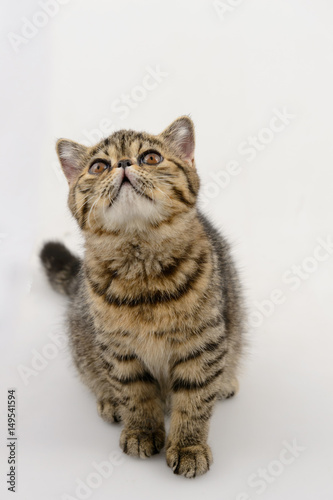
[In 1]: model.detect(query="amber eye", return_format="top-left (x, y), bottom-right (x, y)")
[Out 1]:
top-left (142, 152), bottom-right (163, 165)
top-left (88, 161), bottom-right (109, 175)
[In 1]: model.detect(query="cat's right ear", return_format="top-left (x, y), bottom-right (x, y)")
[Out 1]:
top-left (159, 116), bottom-right (195, 166)
top-left (56, 139), bottom-right (88, 184)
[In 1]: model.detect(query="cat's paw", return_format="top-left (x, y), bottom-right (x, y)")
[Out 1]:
top-left (120, 426), bottom-right (165, 459)
top-left (217, 377), bottom-right (239, 400)
top-left (166, 443), bottom-right (213, 478)
top-left (97, 399), bottom-right (121, 423)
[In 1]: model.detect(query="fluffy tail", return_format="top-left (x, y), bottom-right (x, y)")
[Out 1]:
top-left (40, 242), bottom-right (81, 296)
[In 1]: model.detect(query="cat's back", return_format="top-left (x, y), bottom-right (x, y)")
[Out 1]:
top-left (197, 210), bottom-right (245, 336)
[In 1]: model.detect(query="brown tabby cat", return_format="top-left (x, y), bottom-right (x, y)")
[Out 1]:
top-left (40, 116), bottom-right (245, 478)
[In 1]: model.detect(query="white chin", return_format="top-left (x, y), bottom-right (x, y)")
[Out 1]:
top-left (102, 184), bottom-right (163, 230)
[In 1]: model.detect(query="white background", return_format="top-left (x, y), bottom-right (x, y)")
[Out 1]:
top-left (1, 0), bottom-right (333, 499)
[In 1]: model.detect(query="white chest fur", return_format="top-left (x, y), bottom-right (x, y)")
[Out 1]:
top-left (135, 333), bottom-right (171, 398)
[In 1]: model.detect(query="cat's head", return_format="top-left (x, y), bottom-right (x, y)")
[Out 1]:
top-left (57, 116), bottom-right (200, 232)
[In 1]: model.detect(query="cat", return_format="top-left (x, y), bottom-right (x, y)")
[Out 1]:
top-left (40, 116), bottom-right (245, 478)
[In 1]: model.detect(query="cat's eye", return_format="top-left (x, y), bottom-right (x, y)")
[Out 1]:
top-left (141, 151), bottom-right (163, 165)
top-left (89, 161), bottom-right (109, 175)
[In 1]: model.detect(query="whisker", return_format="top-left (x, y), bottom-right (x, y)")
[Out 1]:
top-left (72, 192), bottom-right (97, 218)
top-left (87, 191), bottom-right (103, 227)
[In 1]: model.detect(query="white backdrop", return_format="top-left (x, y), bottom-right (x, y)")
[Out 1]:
top-left (1, 1), bottom-right (333, 499)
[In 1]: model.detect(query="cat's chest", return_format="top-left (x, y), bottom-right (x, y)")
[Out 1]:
top-left (133, 333), bottom-right (171, 389)
top-left (112, 242), bottom-right (165, 278)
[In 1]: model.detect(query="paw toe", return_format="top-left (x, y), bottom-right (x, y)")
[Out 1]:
top-left (120, 427), bottom-right (165, 459)
top-left (97, 399), bottom-right (121, 423)
top-left (166, 444), bottom-right (212, 478)
top-left (217, 377), bottom-right (239, 400)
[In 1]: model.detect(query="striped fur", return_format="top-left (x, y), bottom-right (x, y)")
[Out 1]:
top-left (41, 117), bottom-right (245, 478)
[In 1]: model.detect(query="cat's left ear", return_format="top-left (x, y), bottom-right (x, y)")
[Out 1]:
top-left (159, 116), bottom-right (195, 166)
top-left (56, 139), bottom-right (88, 184)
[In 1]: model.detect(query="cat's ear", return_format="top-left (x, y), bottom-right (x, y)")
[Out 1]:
top-left (159, 116), bottom-right (195, 165)
top-left (56, 139), bottom-right (88, 184)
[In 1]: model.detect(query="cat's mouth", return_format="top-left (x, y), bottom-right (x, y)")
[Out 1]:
top-left (119, 169), bottom-right (134, 188)
top-left (110, 172), bottom-right (154, 206)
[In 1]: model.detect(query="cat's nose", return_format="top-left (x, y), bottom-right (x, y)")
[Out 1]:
top-left (117, 159), bottom-right (132, 169)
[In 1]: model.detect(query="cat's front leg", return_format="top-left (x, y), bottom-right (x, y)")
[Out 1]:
top-left (109, 357), bottom-right (165, 459)
top-left (166, 394), bottom-right (214, 478)
top-left (167, 341), bottom-right (226, 477)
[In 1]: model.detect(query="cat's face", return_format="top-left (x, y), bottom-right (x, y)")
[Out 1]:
top-left (57, 117), bottom-right (200, 232)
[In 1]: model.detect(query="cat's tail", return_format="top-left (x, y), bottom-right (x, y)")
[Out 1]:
top-left (40, 242), bottom-right (81, 297)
